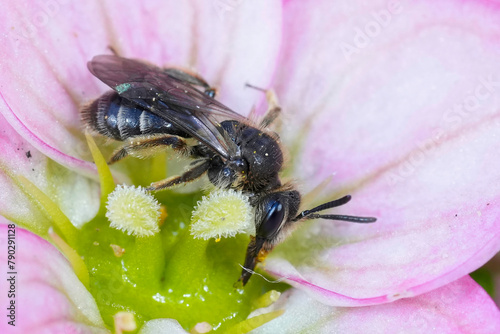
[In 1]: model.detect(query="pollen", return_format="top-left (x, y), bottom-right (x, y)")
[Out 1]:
top-left (106, 185), bottom-right (161, 237)
top-left (190, 189), bottom-right (255, 240)
top-left (110, 244), bottom-right (126, 257)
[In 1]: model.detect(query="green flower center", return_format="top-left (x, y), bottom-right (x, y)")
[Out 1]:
top-left (80, 191), bottom-right (284, 331)
top-left (72, 135), bottom-right (287, 332)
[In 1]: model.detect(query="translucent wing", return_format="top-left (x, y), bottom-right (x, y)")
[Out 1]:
top-left (88, 55), bottom-right (247, 160)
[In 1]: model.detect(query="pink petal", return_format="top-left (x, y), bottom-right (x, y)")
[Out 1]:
top-left (266, 0), bottom-right (500, 305)
top-left (278, 0), bottom-right (500, 189)
top-left (0, 0), bottom-right (281, 171)
top-left (99, 0), bottom-right (282, 114)
top-left (0, 0), bottom-right (108, 172)
top-left (0, 113), bottom-right (100, 229)
top-left (0, 222), bottom-right (107, 333)
top-left (252, 276), bottom-right (500, 333)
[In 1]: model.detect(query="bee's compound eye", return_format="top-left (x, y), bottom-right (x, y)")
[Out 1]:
top-left (258, 200), bottom-right (285, 239)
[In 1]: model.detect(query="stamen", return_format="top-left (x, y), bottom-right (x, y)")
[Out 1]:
top-left (252, 290), bottom-right (281, 310)
top-left (106, 185), bottom-right (161, 237)
top-left (113, 311), bottom-right (136, 334)
top-left (300, 174), bottom-right (334, 208)
top-left (226, 309), bottom-right (285, 333)
top-left (85, 132), bottom-right (115, 209)
top-left (190, 189), bottom-right (255, 240)
top-left (48, 228), bottom-right (90, 288)
top-left (190, 322), bottom-right (212, 334)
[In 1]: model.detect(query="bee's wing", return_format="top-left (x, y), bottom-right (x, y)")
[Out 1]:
top-left (88, 55), bottom-right (246, 160)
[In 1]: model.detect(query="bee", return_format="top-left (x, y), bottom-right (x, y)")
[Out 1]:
top-left (82, 55), bottom-right (376, 285)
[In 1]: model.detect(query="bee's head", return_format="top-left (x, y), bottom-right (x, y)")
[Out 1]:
top-left (238, 190), bottom-right (300, 286)
top-left (237, 193), bottom-right (377, 286)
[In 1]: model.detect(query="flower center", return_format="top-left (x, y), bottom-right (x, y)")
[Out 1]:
top-left (77, 191), bottom-right (285, 331)
top-left (69, 135), bottom-right (288, 332)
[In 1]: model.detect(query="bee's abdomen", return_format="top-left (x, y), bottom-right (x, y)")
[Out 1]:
top-left (82, 91), bottom-right (189, 141)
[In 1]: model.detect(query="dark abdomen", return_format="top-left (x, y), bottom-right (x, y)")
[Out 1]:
top-left (82, 91), bottom-right (189, 141)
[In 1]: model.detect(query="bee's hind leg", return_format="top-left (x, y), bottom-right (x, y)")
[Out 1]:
top-left (146, 160), bottom-right (210, 192)
top-left (245, 84), bottom-right (282, 130)
top-left (108, 134), bottom-right (190, 164)
top-left (259, 89), bottom-right (282, 129)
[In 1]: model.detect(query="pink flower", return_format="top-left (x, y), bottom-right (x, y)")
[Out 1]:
top-left (1, 0), bottom-right (500, 332)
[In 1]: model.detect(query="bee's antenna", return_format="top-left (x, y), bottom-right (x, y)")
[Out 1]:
top-left (245, 83), bottom-right (267, 92)
top-left (303, 213), bottom-right (376, 223)
top-left (293, 195), bottom-right (351, 221)
top-left (305, 195), bottom-right (352, 214)
top-left (293, 195), bottom-right (376, 223)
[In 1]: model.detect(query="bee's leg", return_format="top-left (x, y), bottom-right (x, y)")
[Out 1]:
top-left (146, 160), bottom-right (210, 191)
top-left (259, 89), bottom-right (281, 129)
top-left (108, 134), bottom-right (189, 164)
top-left (245, 84), bottom-right (282, 129)
top-left (107, 45), bottom-right (120, 56)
